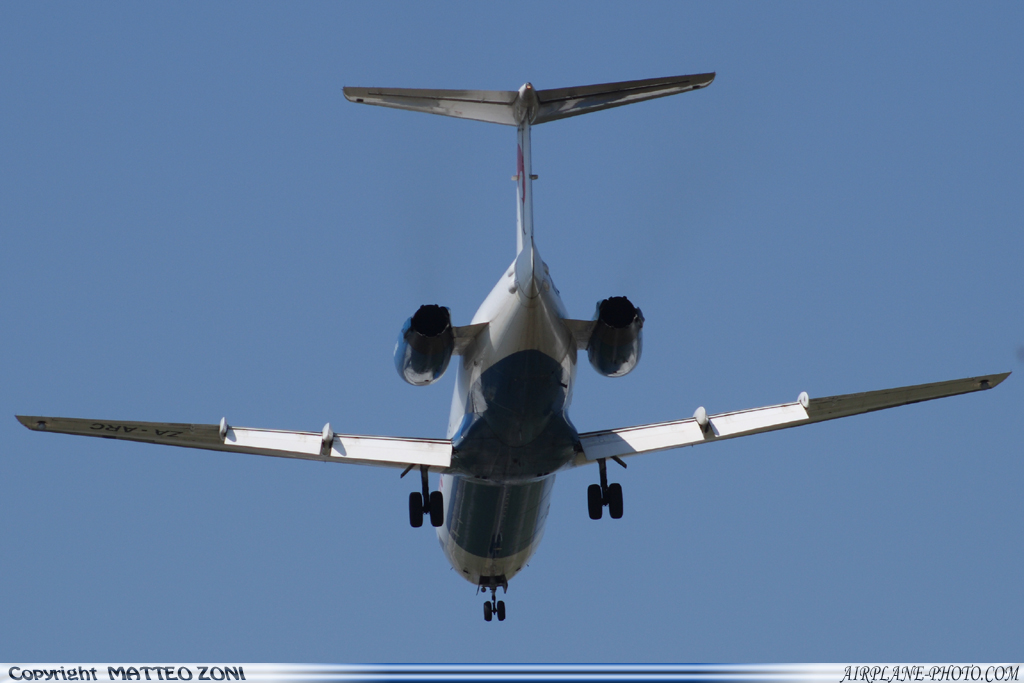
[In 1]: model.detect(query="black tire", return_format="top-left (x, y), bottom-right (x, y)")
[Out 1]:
top-left (429, 490), bottom-right (444, 527)
top-left (484, 601), bottom-right (493, 622)
top-left (608, 483), bottom-right (624, 519)
top-left (496, 600), bottom-right (506, 621)
top-left (409, 492), bottom-right (424, 528)
top-left (587, 484), bottom-right (603, 520)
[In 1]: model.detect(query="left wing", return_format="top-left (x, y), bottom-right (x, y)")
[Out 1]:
top-left (15, 415), bottom-right (451, 471)
top-left (574, 372), bottom-right (1009, 465)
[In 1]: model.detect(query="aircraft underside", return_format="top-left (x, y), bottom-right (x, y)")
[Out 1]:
top-left (16, 71), bottom-right (1009, 624)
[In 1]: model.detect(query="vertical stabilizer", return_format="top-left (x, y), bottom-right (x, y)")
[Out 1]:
top-left (344, 72), bottom-right (716, 298)
top-left (515, 121), bottom-right (534, 255)
top-left (514, 85), bottom-right (538, 297)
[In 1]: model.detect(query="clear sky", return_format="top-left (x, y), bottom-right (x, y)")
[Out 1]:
top-left (2, 1), bottom-right (1021, 663)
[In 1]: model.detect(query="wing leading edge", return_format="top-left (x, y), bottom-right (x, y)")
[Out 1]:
top-left (15, 415), bottom-right (451, 471)
top-left (574, 372), bottom-right (1010, 464)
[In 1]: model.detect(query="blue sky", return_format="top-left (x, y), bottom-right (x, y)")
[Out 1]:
top-left (2, 1), bottom-right (1022, 662)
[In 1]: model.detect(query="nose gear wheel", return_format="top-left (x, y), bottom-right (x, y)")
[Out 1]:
top-left (482, 586), bottom-right (506, 622)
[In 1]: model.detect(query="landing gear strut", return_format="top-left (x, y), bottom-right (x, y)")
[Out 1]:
top-left (408, 465), bottom-right (443, 528)
top-left (483, 586), bottom-right (506, 622)
top-left (587, 457), bottom-right (624, 520)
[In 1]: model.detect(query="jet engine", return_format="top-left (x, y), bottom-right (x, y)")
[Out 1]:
top-left (587, 296), bottom-right (644, 377)
top-left (394, 304), bottom-right (455, 386)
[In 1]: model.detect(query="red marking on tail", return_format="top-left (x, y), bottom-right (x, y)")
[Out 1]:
top-left (517, 145), bottom-right (525, 202)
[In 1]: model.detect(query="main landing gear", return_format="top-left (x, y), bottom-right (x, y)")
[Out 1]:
top-left (587, 457), bottom-right (625, 520)
top-left (407, 465), bottom-right (443, 528)
top-left (483, 587), bottom-right (506, 622)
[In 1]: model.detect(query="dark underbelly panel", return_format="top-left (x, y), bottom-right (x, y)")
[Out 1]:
top-left (444, 475), bottom-right (554, 560)
top-left (451, 349), bottom-right (578, 479)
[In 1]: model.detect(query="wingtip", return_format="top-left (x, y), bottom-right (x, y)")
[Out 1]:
top-left (342, 86), bottom-right (362, 103)
top-left (15, 415), bottom-right (44, 430)
top-left (982, 371), bottom-right (1011, 389)
top-left (690, 72), bottom-right (716, 90)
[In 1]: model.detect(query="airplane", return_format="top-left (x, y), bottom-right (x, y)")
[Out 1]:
top-left (17, 73), bottom-right (1010, 623)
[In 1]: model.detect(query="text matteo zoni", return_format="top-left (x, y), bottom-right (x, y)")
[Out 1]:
top-left (8, 667), bottom-right (245, 682)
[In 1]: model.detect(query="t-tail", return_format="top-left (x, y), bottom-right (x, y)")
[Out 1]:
top-left (344, 73), bottom-right (715, 294)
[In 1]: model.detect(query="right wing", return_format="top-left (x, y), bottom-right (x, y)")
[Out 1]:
top-left (574, 372), bottom-right (1010, 464)
top-left (15, 415), bottom-right (451, 471)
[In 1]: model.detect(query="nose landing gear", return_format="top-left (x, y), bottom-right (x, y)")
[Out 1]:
top-left (407, 465), bottom-right (443, 528)
top-left (483, 587), bottom-right (506, 622)
top-left (479, 576), bottom-right (508, 622)
top-left (587, 457), bottom-right (625, 520)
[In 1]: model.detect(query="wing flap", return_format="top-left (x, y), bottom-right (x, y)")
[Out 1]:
top-left (17, 415), bottom-right (452, 470)
top-left (581, 419), bottom-right (706, 461)
top-left (711, 403), bottom-right (808, 437)
top-left (576, 372), bottom-right (1009, 463)
top-left (579, 401), bottom-right (809, 461)
top-left (227, 427), bottom-right (450, 467)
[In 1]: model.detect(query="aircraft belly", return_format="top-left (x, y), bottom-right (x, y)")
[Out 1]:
top-left (449, 258), bottom-right (575, 442)
top-left (450, 349), bottom-right (578, 478)
top-left (437, 474), bottom-right (554, 586)
top-left (448, 261), bottom-right (579, 479)
top-left (439, 252), bottom-right (575, 584)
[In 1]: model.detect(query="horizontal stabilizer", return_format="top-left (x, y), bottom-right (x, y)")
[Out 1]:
top-left (343, 87), bottom-right (519, 125)
top-left (533, 73), bottom-right (715, 124)
top-left (575, 372), bottom-right (1010, 463)
top-left (15, 415), bottom-right (452, 471)
top-left (344, 73), bottom-right (715, 126)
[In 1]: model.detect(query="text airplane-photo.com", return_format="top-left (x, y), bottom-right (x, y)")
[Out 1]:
top-left (17, 73), bottom-right (1009, 622)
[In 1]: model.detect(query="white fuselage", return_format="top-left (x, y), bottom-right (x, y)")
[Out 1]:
top-left (437, 242), bottom-right (580, 587)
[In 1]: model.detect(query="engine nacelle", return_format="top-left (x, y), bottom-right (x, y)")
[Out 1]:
top-left (587, 296), bottom-right (644, 377)
top-left (394, 304), bottom-right (455, 386)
